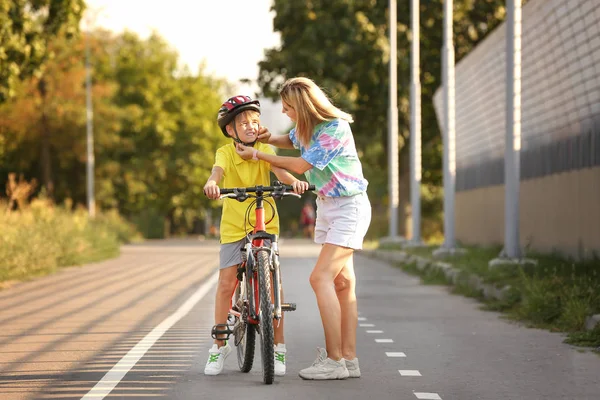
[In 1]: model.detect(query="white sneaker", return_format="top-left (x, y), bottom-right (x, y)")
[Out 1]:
top-left (298, 347), bottom-right (349, 380)
top-left (274, 343), bottom-right (286, 376)
top-left (345, 357), bottom-right (361, 378)
top-left (204, 343), bottom-right (231, 375)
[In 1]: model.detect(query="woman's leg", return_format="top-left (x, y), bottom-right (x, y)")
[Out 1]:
top-left (213, 265), bottom-right (238, 347)
top-left (309, 243), bottom-right (354, 361)
top-left (334, 255), bottom-right (357, 360)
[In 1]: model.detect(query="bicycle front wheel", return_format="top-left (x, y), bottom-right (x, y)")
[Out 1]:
top-left (257, 249), bottom-right (274, 384)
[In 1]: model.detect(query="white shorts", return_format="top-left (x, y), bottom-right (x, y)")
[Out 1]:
top-left (314, 192), bottom-right (372, 250)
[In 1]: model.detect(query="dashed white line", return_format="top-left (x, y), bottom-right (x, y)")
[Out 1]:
top-left (375, 338), bottom-right (394, 343)
top-left (386, 352), bottom-right (406, 357)
top-left (358, 317), bottom-right (367, 321)
top-left (399, 370), bottom-right (422, 376)
top-left (366, 330), bottom-right (383, 333)
top-left (80, 271), bottom-right (219, 400)
top-left (359, 323), bottom-right (375, 327)
top-left (414, 393), bottom-right (442, 400)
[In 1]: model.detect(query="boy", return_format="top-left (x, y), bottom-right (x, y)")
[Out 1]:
top-left (203, 95), bottom-right (308, 376)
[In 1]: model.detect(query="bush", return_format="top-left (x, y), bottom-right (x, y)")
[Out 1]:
top-left (0, 199), bottom-right (140, 286)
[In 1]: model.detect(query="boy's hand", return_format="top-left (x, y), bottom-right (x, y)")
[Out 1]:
top-left (235, 143), bottom-right (254, 160)
top-left (292, 180), bottom-right (310, 194)
top-left (257, 126), bottom-right (271, 143)
top-left (203, 181), bottom-right (221, 199)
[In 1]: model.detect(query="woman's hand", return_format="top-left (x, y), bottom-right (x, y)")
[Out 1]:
top-left (203, 181), bottom-right (221, 199)
top-left (257, 126), bottom-right (271, 143)
top-left (235, 143), bottom-right (255, 160)
top-left (291, 180), bottom-right (310, 194)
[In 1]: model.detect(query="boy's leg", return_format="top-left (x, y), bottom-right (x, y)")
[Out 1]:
top-left (213, 265), bottom-right (238, 346)
top-left (273, 285), bottom-right (284, 344)
top-left (205, 264), bottom-right (237, 376)
top-left (273, 286), bottom-right (286, 376)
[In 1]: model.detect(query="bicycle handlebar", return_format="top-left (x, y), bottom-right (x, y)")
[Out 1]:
top-left (219, 182), bottom-right (316, 195)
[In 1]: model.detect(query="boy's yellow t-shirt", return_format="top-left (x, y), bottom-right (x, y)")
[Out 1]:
top-left (215, 142), bottom-right (280, 244)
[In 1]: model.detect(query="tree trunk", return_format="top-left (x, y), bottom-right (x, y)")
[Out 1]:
top-left (38, 78), bottom-right (54, 199)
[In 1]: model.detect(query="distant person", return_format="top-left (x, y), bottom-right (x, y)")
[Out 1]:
top-left (300, 200), bottom-right (316, 239)
top-left (235, 77), bottom-right (372, 380)
top-left (202, 95), bottom-right (309, 376)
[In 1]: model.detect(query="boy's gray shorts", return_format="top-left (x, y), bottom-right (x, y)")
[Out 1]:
top-left (219, 237), bottom-right (273, 269)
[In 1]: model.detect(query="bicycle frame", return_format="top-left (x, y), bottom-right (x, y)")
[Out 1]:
top-left (227, 186), bottom-right (283, 327)
top-left (218, 182), bottom-right (313, 384)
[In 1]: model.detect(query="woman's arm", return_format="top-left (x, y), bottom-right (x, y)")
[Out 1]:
top-left (257, 127), bottom-right (295, 149)
top-left (236, 144), bottom-right (312, 175)
top-left (262, 153), bottom-right (312, 175)
top-left (268, 134), bottom-right (295, 149)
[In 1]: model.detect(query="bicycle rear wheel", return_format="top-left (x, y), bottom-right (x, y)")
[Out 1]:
top-left (256, 249), bottom-right (275, 384)
top-left (234, 274), bottom-right (255, 372)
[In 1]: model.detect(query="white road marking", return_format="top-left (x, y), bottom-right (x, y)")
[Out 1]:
top-left (80, 271), bottom-right (219, 399)
top-left (375, 338), bottom-right (394, 343)
top-left (366, 330), bottom-right (383, 333)
top-left (359, 323), bottom-right (375, 327)
top-left (358, 317), bottom-right (367, 321)
top-left (386, 352), bottom-right (406, 357)
top-left (399, 370), bottom-right (422, 376)
top-left (414, 393), bottom-right (442, 400)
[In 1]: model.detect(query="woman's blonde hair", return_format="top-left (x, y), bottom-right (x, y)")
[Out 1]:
top-left (279, 77), bottom-right (353, 147)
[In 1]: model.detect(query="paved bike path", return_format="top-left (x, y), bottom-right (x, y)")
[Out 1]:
top-left (14, 239), bottom-right (599, 399)
top-left (178, 241), bottom-right (600, 400)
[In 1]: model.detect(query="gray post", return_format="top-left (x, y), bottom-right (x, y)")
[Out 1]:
top-left (388, 0), bottom-right (399, 238)
top-left (504, 0), bottom-right (522, 258)
top-left (85, 33), bottom-right (96, 218)
top-left (410, 0), bottom-right (421, 243)
top-left (442, 0), bottom-right (456, 248)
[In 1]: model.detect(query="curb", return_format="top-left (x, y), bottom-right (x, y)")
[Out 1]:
top-left (364, 249), bottom-right (599, 332)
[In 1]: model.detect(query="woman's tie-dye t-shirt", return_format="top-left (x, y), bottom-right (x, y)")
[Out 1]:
top-left (289, 118), bottom-right (368, 197)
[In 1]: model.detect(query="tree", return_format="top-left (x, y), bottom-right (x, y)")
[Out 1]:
top-left (0, 28), bottom-right (228, 238)
top-left (0, 0), bottom-right (85, 102)
top-left (258, 0), bottom-right (514, 239)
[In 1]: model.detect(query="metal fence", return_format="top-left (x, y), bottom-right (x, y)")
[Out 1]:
top-left (434, 0), bottom-right (600, 191)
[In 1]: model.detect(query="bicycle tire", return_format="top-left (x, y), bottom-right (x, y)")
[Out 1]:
top-left (257, 249), bottom-right (275, 384)
top-left (235, 274), bottom-right (255, 372)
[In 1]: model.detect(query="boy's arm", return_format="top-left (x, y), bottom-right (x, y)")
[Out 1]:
top-left (203, 166), bottom-right (224, 199)
top-left (271, 166), bottom-right (310, 194)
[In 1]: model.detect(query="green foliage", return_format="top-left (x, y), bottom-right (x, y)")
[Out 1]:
top-left (0, 27), bottom-right (229, 237)
top-left (0, 0), bottom-right (85, 102)
top-left (0, 198), bottom-right (140, 287)
top-left (258, 0), bottom-right (514, 239)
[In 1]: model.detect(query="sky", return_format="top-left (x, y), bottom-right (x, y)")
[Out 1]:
top-left (84, 0), bottom-right (281, 91)
top-left (84, 0), bottom-right (290, 133)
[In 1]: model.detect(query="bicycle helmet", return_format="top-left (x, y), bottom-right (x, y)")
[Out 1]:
top-left (217, 95), bottom-right (261, 145)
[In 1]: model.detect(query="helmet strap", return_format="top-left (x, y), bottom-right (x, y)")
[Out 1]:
top-left (232, 124), bottom-right (257, 147)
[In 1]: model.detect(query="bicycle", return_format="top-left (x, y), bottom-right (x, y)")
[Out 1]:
top-left (210, 181), bottom-right (314, 384)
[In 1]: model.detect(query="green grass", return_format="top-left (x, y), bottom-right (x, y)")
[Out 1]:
top-left (378, 242), bottom-right (600, 349)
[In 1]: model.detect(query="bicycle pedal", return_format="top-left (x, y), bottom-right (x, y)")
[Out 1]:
top-left (211, 324), bottom-right (233, 340)
top-left (281, 303), bottom-right (297, 312)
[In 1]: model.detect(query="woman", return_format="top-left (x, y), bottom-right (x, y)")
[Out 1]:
top-left (235, 77), bottom-right (372, 380)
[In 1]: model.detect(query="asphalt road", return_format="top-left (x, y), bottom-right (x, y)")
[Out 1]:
top-left (0, 239), bottom-right (598, 400)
